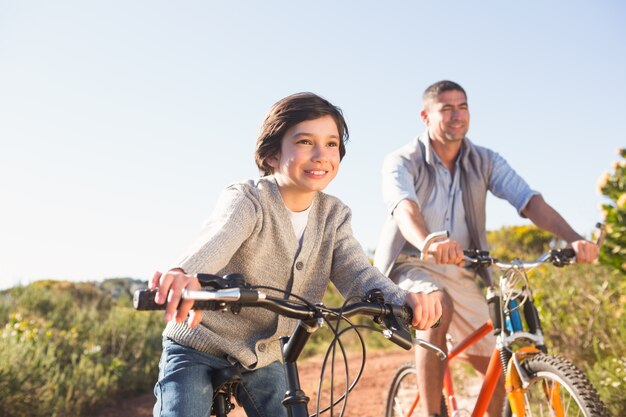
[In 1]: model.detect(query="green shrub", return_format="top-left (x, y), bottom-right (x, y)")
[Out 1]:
top-left (0, 280), bottom-right (163, 417)
top-left (594, 148), bottom-right (626, 415)
top-left (532, 264), bottom-right (626, 416)
top-left (487, 224), bottom-right (554, 260)
top-left (588, 355), bottom-right (626, 416)
top-left (597, 148), bottom-right (626, 274)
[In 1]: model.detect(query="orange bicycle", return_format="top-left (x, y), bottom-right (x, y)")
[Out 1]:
top-left (385, 227), bottom-right (609, 417)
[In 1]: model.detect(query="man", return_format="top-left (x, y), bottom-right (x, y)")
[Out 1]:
top-left (374, 80), bottom-right (598, 417)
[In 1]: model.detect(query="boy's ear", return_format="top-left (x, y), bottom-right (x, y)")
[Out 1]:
top-left (266, 154), bottom-right (280, 168)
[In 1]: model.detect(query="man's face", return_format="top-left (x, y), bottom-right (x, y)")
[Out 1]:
top-left (421, 89), bottom-right (469, 144)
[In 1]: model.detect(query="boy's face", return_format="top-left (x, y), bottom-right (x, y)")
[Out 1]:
top-left (268, 115), bottom-right (341, 210)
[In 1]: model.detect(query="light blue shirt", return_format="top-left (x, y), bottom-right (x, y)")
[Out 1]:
top-left (421, 150), bottom-right (472, 250)
top-left (382, 134), bottom-right (539, 258)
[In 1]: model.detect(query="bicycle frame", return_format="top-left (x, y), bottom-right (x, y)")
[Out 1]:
top-left (280, 317), bottom-right (322, 417)
top-left (443, 321), bottom-right (497, 417)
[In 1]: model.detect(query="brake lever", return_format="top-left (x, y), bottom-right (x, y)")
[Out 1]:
top-left (363, 289), bottom-right (413, 350)
top-left (381, 304), bottom-right (414, 350)
top-left (414, 338), bottom-right (447, 360)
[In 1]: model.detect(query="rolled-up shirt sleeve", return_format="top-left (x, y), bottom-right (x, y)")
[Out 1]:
top-left (382, 153), bottom-right (420, 215)
top-left (489, 152), bottom-right (540, 215)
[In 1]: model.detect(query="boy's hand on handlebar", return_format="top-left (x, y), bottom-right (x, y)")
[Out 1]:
top-left (150, 269), bottom-right (203, 328)
top-left (427, 240), bottom-right (464, 266)
top-left (570, 239), bottom-right (599, 263)
top-left (404, 291), bottom-right (442, 330)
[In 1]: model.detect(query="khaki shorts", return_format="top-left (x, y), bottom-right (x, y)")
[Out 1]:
top-left (391, 254), bottom-right (494, 357)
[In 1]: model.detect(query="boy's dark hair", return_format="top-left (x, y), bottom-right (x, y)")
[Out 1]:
top-left (422, 80), bottom-right (467, 106)
top-left (255, 92), bottom-right (349, 176)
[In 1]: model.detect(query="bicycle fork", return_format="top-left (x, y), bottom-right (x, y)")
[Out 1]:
top-left (504, 346), bottom-right (565, 417)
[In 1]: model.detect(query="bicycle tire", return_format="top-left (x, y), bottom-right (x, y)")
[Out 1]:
top-left (502, 354), bottom-right (609, 417)
top-left (385, 362), bottom-right (447, 417)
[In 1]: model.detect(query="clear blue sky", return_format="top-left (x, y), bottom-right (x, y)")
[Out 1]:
top-left (1, 1), bottom-right (624, 289)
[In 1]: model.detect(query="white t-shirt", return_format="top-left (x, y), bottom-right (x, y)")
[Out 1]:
top-left (287, 205), bottom-right (311, 245)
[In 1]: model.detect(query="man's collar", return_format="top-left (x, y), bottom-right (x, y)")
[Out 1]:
top-left (418, 130), bottom-right (468, 167)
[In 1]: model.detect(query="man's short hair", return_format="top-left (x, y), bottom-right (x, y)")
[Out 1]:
top-left (422, 80), bottom-right (467, 106)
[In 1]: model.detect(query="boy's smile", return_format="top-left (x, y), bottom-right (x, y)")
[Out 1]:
top-left (269, 115), bottom-right (341, 211)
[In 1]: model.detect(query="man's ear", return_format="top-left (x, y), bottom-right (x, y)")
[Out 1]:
top-left (420, 108), bottom-right (429, 125)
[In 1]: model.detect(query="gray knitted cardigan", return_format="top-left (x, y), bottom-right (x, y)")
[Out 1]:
top-left (163, 177), bottom-right (407, 369)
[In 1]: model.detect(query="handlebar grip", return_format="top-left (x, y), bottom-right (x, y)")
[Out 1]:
top-left (550, 248), bottom-right (576, 267)
top-left (595, 222), bottom-right (606, 247)
top-left (463, 249), bottom-right (490, 257)
top-left (400, 305), bottom-right (413, 327)
top-left (401, 305), bottom-right (442, 329)
top-left (133, 289), bottom-right (220, 311)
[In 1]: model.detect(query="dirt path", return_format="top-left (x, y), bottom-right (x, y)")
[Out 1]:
top-left (96, 349), bottom-right (416, 417)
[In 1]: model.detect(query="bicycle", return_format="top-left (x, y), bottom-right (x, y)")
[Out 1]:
top-left (134, 273), bottom-right (443, 417)
top-left (385, 226), bottom-right (609, 417)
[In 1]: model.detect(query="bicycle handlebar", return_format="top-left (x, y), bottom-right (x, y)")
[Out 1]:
top-left (424, 223), bottom-right (605, 270)
top-left (134, 287), bottom-right (412, 322)
top-left (133, 285), bottom-right (416, 350)
top-left (462, 248), bottom-right (577, 270)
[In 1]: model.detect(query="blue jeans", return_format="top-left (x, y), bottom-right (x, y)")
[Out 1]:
top-left (154, 338), bottom-right (287, 417)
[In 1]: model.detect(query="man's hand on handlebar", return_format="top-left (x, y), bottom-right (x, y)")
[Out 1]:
top-left (426, 239), bottom-right (464, 266)
top-left (570, 239), bottom-right (599, 264)
top-left (150, 269), bottom-right (203, 328)
top-left (404, 291), bottom-right (442, 330)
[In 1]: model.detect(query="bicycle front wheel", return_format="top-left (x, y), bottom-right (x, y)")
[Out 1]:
top-left (503, 354), bottom-right (609, 417)
top-left (385, 362), bottom-right (447, 417)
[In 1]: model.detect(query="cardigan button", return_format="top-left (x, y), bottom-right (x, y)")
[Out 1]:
top-left (258, 343), bottom-right (266, 352)
top-left (295, 261), bottom-right (304, 270)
